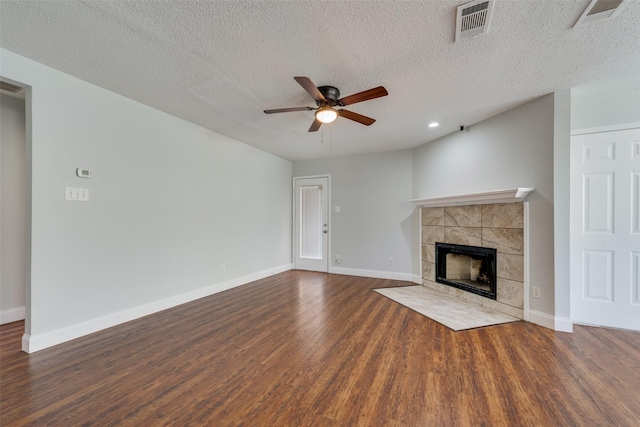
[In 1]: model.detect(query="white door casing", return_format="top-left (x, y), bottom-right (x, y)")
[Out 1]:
top-left (570, 127), bottom-right (640, 330)
top-left (293, 176), bottom-right (329, 272)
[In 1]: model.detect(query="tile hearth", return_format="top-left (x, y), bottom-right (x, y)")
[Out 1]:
top-left (374, 286), bottom-right (520, 331)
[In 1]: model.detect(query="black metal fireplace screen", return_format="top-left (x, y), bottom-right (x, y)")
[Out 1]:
top-left (435, 242), bottom-right (497, 300)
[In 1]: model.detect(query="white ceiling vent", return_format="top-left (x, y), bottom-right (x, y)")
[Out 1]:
top-left (0, 80), bottom-right (26, 99)
top-left (455, 0), bottom-right (495, 42)
top-left (574, 0), bottom-right (630, 27)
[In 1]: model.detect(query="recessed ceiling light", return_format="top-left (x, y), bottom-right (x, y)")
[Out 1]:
top-left (428, 122), bottom-right (439, 128)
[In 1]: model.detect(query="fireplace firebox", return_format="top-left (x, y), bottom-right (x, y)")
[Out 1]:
top-left (435, 242), bottom-right (497, 300)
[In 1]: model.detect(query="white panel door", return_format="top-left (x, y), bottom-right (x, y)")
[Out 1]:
top-left (570, 128), bottom-right (640, 330)
top-left (294, 177), bottom-right (329, 272)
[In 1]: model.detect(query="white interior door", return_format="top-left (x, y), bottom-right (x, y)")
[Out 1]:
top-left (294, 177), bottom-right (329, 272)
top-left (570, 127), bottom-right (640, 330)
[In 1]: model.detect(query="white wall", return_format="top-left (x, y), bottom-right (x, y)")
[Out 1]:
top-left (293, 150), bottom-right (415, 281)
top-left (413, 94), bottom-right (556, 316)
top-left (571, 87), bottom-right (640, 130)
top-left (1, 94), bottom-right (27, 323)
top-left (1, 49), bottom-right (292, 352)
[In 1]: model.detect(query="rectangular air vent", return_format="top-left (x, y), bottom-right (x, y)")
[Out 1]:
top-left (0, 80), bottom-right (25, 98)
top-left (455, 0), bottom-right (495, 42)
top-left (0, 80), bottom-right (24, 94)
top-left (574, 0), bottom-right (629, 27)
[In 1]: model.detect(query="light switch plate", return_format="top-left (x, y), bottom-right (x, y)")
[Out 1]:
top-left (65, 187), bottom-right (89, 201)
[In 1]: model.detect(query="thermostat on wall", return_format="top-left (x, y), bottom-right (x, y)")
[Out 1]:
top-left (76, 168), bottom-right (92, 178)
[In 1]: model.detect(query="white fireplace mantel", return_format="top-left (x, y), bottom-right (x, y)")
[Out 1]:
top-left (409, 188), bottom-right (534, 208)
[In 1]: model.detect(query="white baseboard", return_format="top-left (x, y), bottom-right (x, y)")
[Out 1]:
top-left (22, 264), bottom-right (293, 354)
top-left (329, 266), bottom-right (414, 282)
top-left (529, 310), bottom-right (573, 333)
top-left (1, 306), bottom-right (25, 324)
top-left (411, 274), bottom-right (423, 285)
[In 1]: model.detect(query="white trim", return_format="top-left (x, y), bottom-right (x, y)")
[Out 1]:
top-left (554, 317), bottom-right (574, 333)
top-left (0, 306), bottom-right (26, 324)
top-left (571, 122), bottom-right (640, 136)
top-left (528, 310), bottom-right (554, 330)
top-left (410, 188), bottom-right (534, 208)
top-left (21, 264), bottom-right (293, 353)
top-left (329, 266), bottom-right (414, 282)
top-left (523, 203), bottom-right (530, 321)
top-left (416, 208), bottom-right (423, 285)
top-left (528, 310), bottom-right (574, 333)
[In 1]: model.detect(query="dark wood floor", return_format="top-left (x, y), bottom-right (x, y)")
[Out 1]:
top-left (2, 271), bottom-right (640, 426)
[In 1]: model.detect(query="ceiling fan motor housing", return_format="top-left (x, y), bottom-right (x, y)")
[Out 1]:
top-left (317, 86), bottom-right (341, 106)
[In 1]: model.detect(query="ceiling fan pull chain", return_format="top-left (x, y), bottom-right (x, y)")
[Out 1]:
top-left (330, 123), bottom-right (333, 151)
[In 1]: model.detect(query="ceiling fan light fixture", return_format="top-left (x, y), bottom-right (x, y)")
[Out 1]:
top-left (315, 107), bottom-right (338, 124)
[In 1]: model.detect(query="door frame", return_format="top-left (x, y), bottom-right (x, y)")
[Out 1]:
top-left (292, 175), bottom-right (331, 272)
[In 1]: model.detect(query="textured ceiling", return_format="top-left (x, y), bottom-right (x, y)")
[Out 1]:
top-left (1, 1), bottom-right (639, 161)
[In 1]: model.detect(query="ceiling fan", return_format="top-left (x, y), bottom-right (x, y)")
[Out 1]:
top-left (264, 76), bottom-right (388, 132)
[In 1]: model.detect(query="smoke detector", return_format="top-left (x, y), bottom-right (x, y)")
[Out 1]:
top-left (574, 0), bottom-right (630, 27)
top-left (455, 0), bottom-right (496, 42)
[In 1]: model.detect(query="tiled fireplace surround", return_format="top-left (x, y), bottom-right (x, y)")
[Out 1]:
top-left (422, 203), bottom-right (524, 319)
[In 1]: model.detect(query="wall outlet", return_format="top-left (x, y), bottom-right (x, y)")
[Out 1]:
top-left (532, 287), bottom-right (541, 298)
top-left (335, 254), bottom-right (341, 264)
top-left (221, 265), bottom-right (226, 273)
top-left (389, 257), bottom-right (394, 265)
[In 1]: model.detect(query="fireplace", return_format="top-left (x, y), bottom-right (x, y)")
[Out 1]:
top-left (435, 242), bottom-right (497, 300)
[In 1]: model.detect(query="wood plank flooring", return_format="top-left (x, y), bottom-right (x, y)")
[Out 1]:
top-left (1, 271), bottom-right (639, 426)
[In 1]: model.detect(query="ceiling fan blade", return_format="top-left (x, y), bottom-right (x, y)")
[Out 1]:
top-left (264, 106), bottom-right (314, 114)
top-left (338, 110), bottom-right (376, 126)
top-left (294, 76), bottom-right (326, 101)
top-left (338, 86), bottom-right (388, 106)
top-left (308, 118), bottom-right (322, 132)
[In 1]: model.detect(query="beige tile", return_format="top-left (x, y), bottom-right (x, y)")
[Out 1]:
top-left (426, 280), bottom-right (449, 294)
top-left (456, 288), bottom-right (485, 305)
top-left (482, 228), bottom-right (524, 255)
top-left (422, 207), bottom-right (444, 226)
top-left (374, 286), bottom-right (519, 331)
top-left (423, 261), bottom-right (435, 282)
top-left (423, 225), bottom-right (444, 244)
top-left (422, 279), bottom-right (439, 291)
top-left (444, 227), bottom-right (482, 247)
top-left (497, 253), bottom-right (524, 282)
top-left (482, 203), bottom-right (524, 228)
top-left (496, 278), bottom-right (524, 309)
top-left (439, 284), bottom-right (458, 297)
top-left (482, 298), bottom-right (524, 319)
top-left (445, 205), bottom-right (481, 227)
top-left (424, 244), bottom-right (435, 263)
